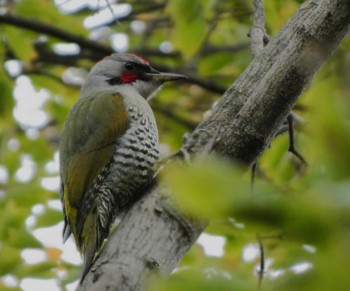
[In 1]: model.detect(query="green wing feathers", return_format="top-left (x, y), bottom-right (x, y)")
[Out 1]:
top-left (60, 93), bottom-right (128, 275)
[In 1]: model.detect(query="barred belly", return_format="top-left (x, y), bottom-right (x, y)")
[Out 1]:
top-left (96, 107), bottom-right (159, 229)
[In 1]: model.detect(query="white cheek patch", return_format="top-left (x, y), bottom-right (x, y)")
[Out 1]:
top-left (116, 84), bottom-right (141, 98)
top-left (114, 78), bottom-right (163, 103)
top-left (120, 80), bottom-right (161, 101)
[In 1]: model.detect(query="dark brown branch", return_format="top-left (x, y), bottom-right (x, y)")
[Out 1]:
top-left (1, 16), bottom-right (176, 62)
top-left (0, 14), bottom-right (114, 56)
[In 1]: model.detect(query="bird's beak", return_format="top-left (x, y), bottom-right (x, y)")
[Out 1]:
top-left (146, 68), bottom-right (187, 82)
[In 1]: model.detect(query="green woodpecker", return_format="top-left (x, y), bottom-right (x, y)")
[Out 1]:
top-left (59, 53), bottom-right (185, 279)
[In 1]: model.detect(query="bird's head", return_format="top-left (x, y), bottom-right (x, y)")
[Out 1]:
top-left (81, 53), bottom-right (186, 100)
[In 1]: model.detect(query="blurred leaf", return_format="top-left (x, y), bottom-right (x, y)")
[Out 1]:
top-left (35, 208), bottom-right (63, 228)
top-left (3, 26), bottom-right (37, 63)
top-left (265, 1), bottom-right (299, 34)
top-left (0, 244), bottom-right (22, 276)
top-left (271, 239), bottom-right (350, 291)
top-left (303, 77), bottom-right (350, 179)
top-left (0, 200), bottom-right (30, 232)
top-left (148, 267), bottom-right (256, 291)
top-left (0, 283), bottom-right (21, 291)
top-left (0, 144), bottom-right (21, 176)
top-left (19, 137), bottom-right (53, 165)
top-left (16, 0), bottom-right (86, 35)
top-left (162, 155), bottom-right (250, 220)
top-left (30, 71), bottom-right (78, 98)
top-left (7, 227), bottom-right (42, 249)
top-left (260, 134), bottom-right (299, 184)
top-left (0, 70), bottom-right (15, 124)
top-left (4, 181), bottom-right (52, 208)
top-left (14, 261), bottom-right (57, 279)
top-left (166, 0), bottom-right (207, 58)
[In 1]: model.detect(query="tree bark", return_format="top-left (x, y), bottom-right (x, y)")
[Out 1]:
top-left (250, 0), bottom-right (267, 57)
top-left (79, 0), bottom-right (350, 290)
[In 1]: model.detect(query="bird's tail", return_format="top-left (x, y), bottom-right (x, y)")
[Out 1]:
top-left (79, 204), bottom-right (107, 281)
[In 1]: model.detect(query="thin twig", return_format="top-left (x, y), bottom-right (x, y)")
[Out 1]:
top-left (257, 237), bottom-right (265, 289)
top-left (287, 113), bottom-right (308, 164)
top-left (251, 162), bottom-right (257, 194)
top-left (250, 0), bottom-right (268, 57)
top-left (255, 232), bottom-right (285, 287)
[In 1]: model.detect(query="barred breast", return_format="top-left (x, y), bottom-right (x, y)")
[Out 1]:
top-left (96, 95), bottom-right (159, 229)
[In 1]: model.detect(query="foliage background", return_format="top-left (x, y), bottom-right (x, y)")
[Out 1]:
top-left (0, 0), bottom-right (350, 290)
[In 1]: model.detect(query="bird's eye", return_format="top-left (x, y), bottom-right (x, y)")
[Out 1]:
top-left (125, 63), bottom-right (135, 71)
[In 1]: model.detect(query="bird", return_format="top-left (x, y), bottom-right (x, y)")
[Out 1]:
top-left (59, 53), bottom-right (186, 279)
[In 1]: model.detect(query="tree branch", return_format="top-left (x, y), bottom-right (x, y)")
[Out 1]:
top-left (1, 14), bottom-right (229, 95)
top-left (0, 14), bottom-right (114, 56)
top-left (79, 0), bottom-right (350, 289)
top-left (250, 0), bottom-right (268, 57)
top-left (0, 14), bottom-right (175, 59)
top-left (183, 0), bottom-right (350, 163)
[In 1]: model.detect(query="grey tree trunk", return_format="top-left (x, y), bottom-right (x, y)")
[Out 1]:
top-left (79, 0), bottom-right (350, 290)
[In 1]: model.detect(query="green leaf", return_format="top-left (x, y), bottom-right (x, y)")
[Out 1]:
top-left (0, 243), bottom-right (22, 276)
top-left (35, 208), bottom-right (63, 228)
top-left (0, 200), bottom-right (30, 232)
top-left (15, 261), bottom-right (57, 279)
top-left (161, 155), bottom-right (250, 219)
top-left (16, 0), bottom-right (86, 36)
top-left (7, 227), bottom-right (42, 249)
top-left (303, 77), bottom-right (350, 179)
top-left (4, 181), bottom-right (52, 208)
top-left (166, 0), bottom-right (207, 58)
top-left (0, 69), bottom-right (15, 124)
top-left (149, 267), bottom-right (256, 291)
top-left (260, 134), bottom-right (301, 184)
top-left (3, 26), bottom-right (36, 63)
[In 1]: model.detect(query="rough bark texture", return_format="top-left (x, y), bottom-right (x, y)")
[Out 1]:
top-left (79, 0), bottom-right (350, 290)
top-left (79, 186), bottom-right (204, 291)
top-left (251, 0), bottom-right (267, 57)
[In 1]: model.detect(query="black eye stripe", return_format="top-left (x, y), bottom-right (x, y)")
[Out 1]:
top-left (104, 61), bottom-right (152, 85)
top-left (125, 62), bottom-right (135, 71)
top-left (124, 61), bottom-right (151, 72)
